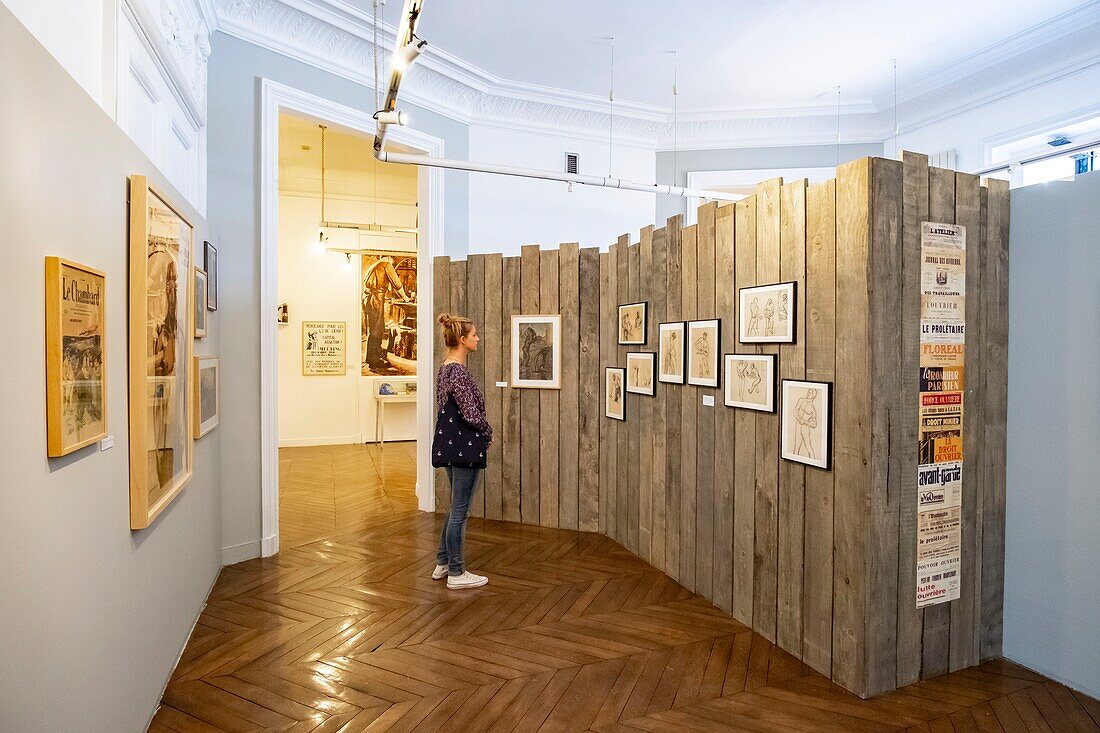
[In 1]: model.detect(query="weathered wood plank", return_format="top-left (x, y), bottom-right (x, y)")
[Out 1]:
top-left (713, 202), bottom-right (737, 615)
top-left (627, 237), bottom-right (642, 553)
top-left (558, 243), bottom-right (581, 531)
top-left (680, 223), bottom-right (699, 591)
top-left (598, 249), bottom-right (616, 537)
top-left (696, 202), bottom-right (718, 601)
top-left (578, 246), bottom-right (602, 533)
top-left (483, 253), bottom-right (504, 521)
top-left (434, 256), bottom-right (452, 513)
top-left (501, 256), bottom-right (523, 523)
top-left (664, 217), bottom-right (683, 581)
top-left (638, 227), bottom-right (654, 561)
top-left (466, 254), bottom-right (486, 519)
top-left (615, 234), bottom-right (630, 545)
top-left (520, 245), bottom-right (541, 525)
top-left (650, 227), bottom-right (668, 571)
top-left (539, 248), bottom-right (560, 528)
top-left (732, 197), bottom-right (758, 625)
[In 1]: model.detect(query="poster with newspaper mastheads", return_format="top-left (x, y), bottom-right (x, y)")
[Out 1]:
top-left (916, 222), bottom-right (965, 609)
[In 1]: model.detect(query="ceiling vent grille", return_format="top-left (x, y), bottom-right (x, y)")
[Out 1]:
top-left (565, 152), bottom-right (579, 174)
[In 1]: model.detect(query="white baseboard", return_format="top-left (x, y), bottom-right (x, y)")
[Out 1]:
top-left (261, 534), bottom-right (279, 557)
top-left (278, 435), bottom-right (358, 447)
top-left (221, 539), bottom-right (262, 565)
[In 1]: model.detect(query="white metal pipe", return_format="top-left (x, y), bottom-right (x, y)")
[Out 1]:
top-left (974, 136), bottom-right (1100, 176)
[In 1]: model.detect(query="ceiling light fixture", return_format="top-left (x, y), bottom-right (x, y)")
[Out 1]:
top-left (393, 34), bottom-right (426, 72)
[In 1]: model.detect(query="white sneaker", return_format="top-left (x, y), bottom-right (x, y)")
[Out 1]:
top-left (447, 571), bottom-right (488, 589)
top-left (432, 564), bottom-right (448, 580)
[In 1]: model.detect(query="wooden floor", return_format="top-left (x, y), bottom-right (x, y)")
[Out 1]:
top-left (153, 445), bottom-right (1100, 732)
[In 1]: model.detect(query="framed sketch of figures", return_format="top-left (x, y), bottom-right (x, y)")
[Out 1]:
top-left (739, 282), bottom-right (796, 344)
top-left (511, 314), bottom-right (561, 389)
top-left (128, 174), bottom-right (194, 530)
top-left (605, 367), bottom-right (625, 420)
top-left (45, 257), bottom-right (106, 457)
top-left (687, 319), bottom-right (720, 388)
top-left (618, 302), bottom-right (647, 345)
top-left (781, 379), bottom-right (832, 470)
top-left (626, 352), bottom-right (656, 396)
top-left (203, 241), bottom-right (218, 311)
top-left (658, 322), bottom-right (685, 384)
top-left (361, 252), bottom-right (417, 376)
top-left (724, 354), bottom-right (776, 412)
top-left (193, 355), bottom-right (219, 438)
top-left (194, 268), bottom-right (208, 338)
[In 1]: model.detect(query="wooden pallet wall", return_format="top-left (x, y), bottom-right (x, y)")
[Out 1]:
top-left (430, 155), bottom-right (1008, 699)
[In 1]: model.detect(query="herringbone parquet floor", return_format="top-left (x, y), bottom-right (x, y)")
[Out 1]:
top-left (153, 444), bottom-right (1100, 732)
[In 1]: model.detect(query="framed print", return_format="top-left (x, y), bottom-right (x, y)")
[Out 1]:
top-left (361, 252), bottom-right (417, 376)
top-left (658, 322), bottom-right (685, 384)
top-left (605, 367), bottom-right (625, 420)
top-left (203, 241), bottom-right (218, 311)
top-left (193, 355), bottom-right (219, 438)
top-left (687, 319), bottom-right (721, 388)
top-left (626, 352), bottom-right (657, 396)
top-left (618, 302), bottom-right (647, 345)
top-left (127, 174), bottom-right (194, 530)
top-left (724, 354), bottom-right (776, 412)
top-left (193, 268), bottom-right (208, 338)
top-left (511, 314), bottom-right (562, 389)
top-left (45, 257), bottom-right (106, 456)
top-left (302, 321), bottom-right (346, 375)
top-left (739, 282), bottom-right (796, 344)
top-left (781, 379), bottom-right (833, 470)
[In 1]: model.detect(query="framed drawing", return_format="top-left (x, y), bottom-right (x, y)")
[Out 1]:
top-left (361, 252), bottom-right (417, 376)
top-left (626, 352), bottom-right (656, 396)
top-left (781, 379), bottom-right (833, 470)
top-left (193, 268), bottom-right (208, 338)
top-left (511, 314), bottom-right (562, 389)
top-left (605, 367), bottom-right (625, 420)
top-left (302, 321), bottom-right (346, 375)
top-left (687, 319), bottom-right (721, 388)
top-left (724, 353), bottom-right (776, 412)
top-left (193, 355), bottom-right (219, 438)
top-left (45, 257), bottom-right (106, 457)
top-left (128, 174), bottom-right (194, 530)
top-left (618, 302), bottom-right (647, 345)
top-left (203, 241), bottom-right (217, 311)
top-left (658, 322), bottom-right (685, 384)
top-left (739, 282), bottom-right (796, 343)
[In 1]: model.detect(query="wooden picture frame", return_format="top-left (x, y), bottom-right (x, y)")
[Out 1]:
top-left (658, 321), bottom-right (685, 384)
top-left (193, 355), bottom-right (219, 438)
top-left (686, 318), bottom-right (721, 388)
top-left (203, 241), bottom-right (218, 311)
top-left (301, 321), bottom-right (347, 376)
top-left (626, 352), bottom-right (657, 396)
top-left (780, 379), bottom-right (833, 470)
top-left (724, 353), bottom-right (777, 412)
top-left (605, 367), bottom-right (625, 420)
top-left (193, 268), bottom-right (208, 338)
top-left (45, 257), bottom-right (107, 456)
top-left (510, 314), bottom-right (562, 389)
top-left (128, 174), bottom-right (194, 530)
top-left (617, 302), bottom-right (648, 345)
top-left (739, 281), bottom-right (797, 344)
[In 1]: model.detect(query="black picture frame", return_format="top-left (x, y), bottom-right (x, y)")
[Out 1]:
top-left (657, 321), bottom-right (686, 384)
top-left (204, 240), bottom-right (218, 311)
top-left (604, 367), bottom-right (626, 420)
top-left (686, 318), bottom-right (721, 388)
top-left (780, 379), bottom-right (833, 470)
top-left (625, 352), bottom-right (657, 396)
top-left (617, 301), bottom-right (648, 345)
top-left (738, 281), bottom-right (796, 344)
top-left (723, 352), bottom-right (778, 413)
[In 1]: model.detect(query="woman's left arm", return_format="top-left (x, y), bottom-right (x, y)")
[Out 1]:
top-left (453, 371), bottom-right (494, 442)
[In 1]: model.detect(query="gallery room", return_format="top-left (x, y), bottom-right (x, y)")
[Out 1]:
top-left (1, 0), bottom-right (1098, 730)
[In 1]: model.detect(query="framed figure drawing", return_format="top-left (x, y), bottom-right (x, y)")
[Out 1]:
top-left (203, 241), bottom-right (218, 311)
top-left (44, 257), bottom-right (107, 457)
top-left (687, 319), bottom-right (720, 388)
top-left (193, 355), bottom-right (219, 438)
top-left (658, 322), bottom-right (685, 384)
top-left (511, 314), bottom-right (561, 389)
top-left (361, 252), bottom-right (417, 376)
top-left (605, 367), bottom-right (625, 420)
top-left (781, 379), bottom-right (832, 470)
top-left (618, 302), bottom-right (647, 345)
top-left (739, 282), bottom-right (796, 344)
top-left (194, 268), bottom-right (208, 338)
top-left (302, 321), bottom-right (346, 375)
top-left (128, 174), bottom-right (194, 530)
top-left (724, 354), bottom-right (776, 412)
top-left (626, 352), bottom-right (656, 396)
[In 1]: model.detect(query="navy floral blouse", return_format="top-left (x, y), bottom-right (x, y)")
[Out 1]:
top-left (433, 362), bottom-right (493, 468)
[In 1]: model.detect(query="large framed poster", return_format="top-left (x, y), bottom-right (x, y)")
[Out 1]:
top-left (302, 321), bottom-right (347, 375)
top-left (45, 257), bottom-right (107, 457)
top-left (361, 252), bottom-right (417, 376)
top-left (127, 175), bottom-right (194, 530)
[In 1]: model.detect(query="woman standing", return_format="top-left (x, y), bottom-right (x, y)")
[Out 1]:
top-left (432, 313), bottom-right (493, 589)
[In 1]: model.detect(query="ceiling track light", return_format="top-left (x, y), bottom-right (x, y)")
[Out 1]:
top-left (393, 34), bottom-right (426, 72)
top-left (374, 109), bottom-right (408, 126)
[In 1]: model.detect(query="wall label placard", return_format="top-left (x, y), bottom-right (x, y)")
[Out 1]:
top-left (302, 321), bottom-right (347, 376)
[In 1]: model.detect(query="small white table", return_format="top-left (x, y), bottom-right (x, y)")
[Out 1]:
top-left (374, 392), bottom-right (417, 445)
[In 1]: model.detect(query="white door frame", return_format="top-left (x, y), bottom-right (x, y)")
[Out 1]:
top-left (259, 78), bottom-right (443, 557)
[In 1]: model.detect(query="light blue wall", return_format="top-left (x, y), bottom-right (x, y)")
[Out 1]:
top-left (1004, 171), bottom-right (1100, 698)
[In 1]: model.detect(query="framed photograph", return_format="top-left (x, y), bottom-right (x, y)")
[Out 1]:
top-left (193, 355), bottom-right (219, 438)
top-left (618, 302), bottom-right (647, 345)
top-left (361, 252), bottom-right (417, 376)
top-left (626, 352), bottom-right (657, 396)
top-left (781, 379), bottom-right (833, 470)
top-left (687, 319), bottom-right (721, 388)
top-left (302, 321), bottom-right (346, 375)
top-left (605, 367), bottom-right (625, 420)
top-left (724, 354), bottom-right (776, 412)
top-left (658, 322), bottom-right (685, 384)
top-left (128, 174), bottom-right (194, 530)
top-left (511, 314), bottom-right (562, 389)
top-left (45, 257), bottom-right (107, 457)
top-left (739, 282), bottom-right (797, 344)
top-left (194, 268), bottom-right (208, 338)
top-left (203, 241), bottom-right (217, 311)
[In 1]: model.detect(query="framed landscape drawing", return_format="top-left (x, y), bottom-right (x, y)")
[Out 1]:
top-left (511, 314), bottom-right (562, 389)
top-left (687, 319), bottom-right (721, 388)
top-left (724, 353), bottom-right (776, 412)
top-left (193, 355), bottom-right (219, 438)
top-left (128, 174), bottom-right (194, 530)
top-left (302, 321), bottom-right (346, 375)
top-left (658, 322), bottom-right (685, 384)
top-left (618, 302), bottom-right (647, 345)
top-left (626, 352), bottom-right (656, 396)
top-left (739, 282), bottom-right (796, 344)
top-left (45, 257), bottom-right (106, 457)
top-left (605, 367), bottom-right (625, 420)
top-left (203, 241), bottom-right (218, 311)
top-left (194, 268), bottom-right (208, 338)
top-left (781, 379), bottom-right (832, 470)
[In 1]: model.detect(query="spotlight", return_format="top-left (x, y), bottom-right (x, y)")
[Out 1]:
top-left (312, 229), bottom-right (328, 254)
top-left (393, 35), bottom-right (427, 71)
top-left (374, 110), bottom-right (408, 126)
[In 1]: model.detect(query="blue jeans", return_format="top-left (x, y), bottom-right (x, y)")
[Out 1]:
top-left (436, 466), bottom-right (481, 576)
